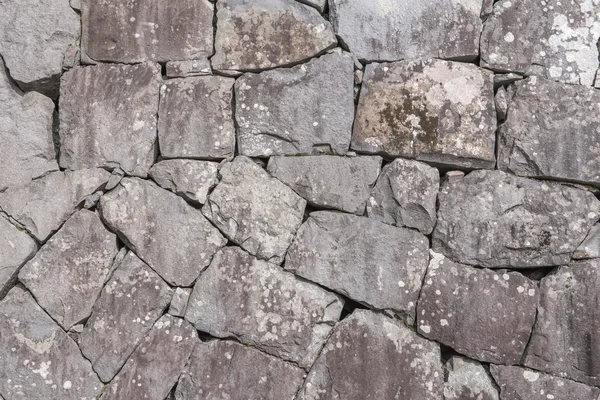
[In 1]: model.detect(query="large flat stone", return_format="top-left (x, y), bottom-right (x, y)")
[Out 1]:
top-left (352, 59), bottom-right (496, 169)
top-left (149, 160), bottom-right (219, 205)
top-left (59, 63), bottom-right (161, 177)
top-left (0, 215), bottom-right (37, 298)
top-left (185, 247), bottom-right (344, 369)
top-left (445, 356), bottom-right (499, 400)
top-left (99, 178), bottom-right (226, 286)
top-left (417, 252), bottom-right (539, 364)
top-left (235, 52), bottom-right (355, 157)
top-left (202, 157), bottom-right (306, 264)
top-left (433, 170), bottom-right (600, 268)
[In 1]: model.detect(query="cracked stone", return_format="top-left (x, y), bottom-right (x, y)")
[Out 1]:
top-left (0, 215), bottom-right (37, 299)
top-left (165, 57), bottom-right (212, 78)
top-left (168, 287), bottom-right (191, 318)
top-left (444, 356), bottom-right (499, 400)
top-left (573, 224), bottom-right (600, 259)
top-left (297, 0), bottom-right (326, 12)
top-left (149, 160), bottom-right (219, 205)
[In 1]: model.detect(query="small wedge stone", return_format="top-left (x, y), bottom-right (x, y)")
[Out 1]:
top-left (149, 160), bottom-right (219, 205)
top-left (165, 58), bottom-right (212, 78)
top-left (169, 288), bottom-right (191, 318)
top-left (573, 224), bottom-right (600, 259)
top-left (444, 356), bottom-right (499, 400)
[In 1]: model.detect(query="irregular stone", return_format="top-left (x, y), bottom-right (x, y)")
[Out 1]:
top-left (495, 86), bottom-right (509, 122)
top-left (433, 170), bottom-right (600, 268)
top-left (285, 212), bottom-right (429, 323)
top-left (105, 168), bottom-right (125, 191)
top-left (18, 210), bottom-right (118, 330)
top-left (367, 158), bottom-right (439, 234)
top-left (329, 0), bottom-right (482, 62)
top-left (297, 0), bottom-right (326, 12)
top-left (169, 288), bottom-right (191, 318)
top-left (185, 247), bottom-right (343, 368)
top-left (82, 0), bottom-right (214, 63)
top-left (0, 215), bottom-right (37, 298)
top-left (0, 286), bottom-right (102, 399)
top-left (99, 178), bottom-right (226, 286)
top-left (297, 310), bottom-right (444, 399)
top-left (149, 160), bottom-right (219, 205)
top-left (444, 356), bottom-right (499, 400)
top-left (573, 224), bottom-right (600, 259)
top-left (493, 73), bottom-right (523, 88)
top-left (0, 168), bottom-right (110, 241)
top-left (352, 59), bottom-right (496, 169)
top-left (203, 157), bottom-right (306, 264)
top-left (480, 0), bottom-right (600, 86)
top-left (491, 365), bottom-right (600, 400)
top-left (416, 252), bottom-right (539, 364)
top-left (158, 76), bottom-right (235, 160)
top-left (101, 315), bottom-right (197, 400)
top-left (79, 252), bottom-right (173, 382)
top-left (59, 62), bottom-right (160, 177)
top-left (83, 191), bottom-right (103, 209)
top-left (235, 52), bottom-right (355, 157)
top-left (165, 58), bottom-right (212, 78)
top-left (267, 155), bottom-right (381, 214)
top-left (212, 0), bottom-right (336, 72)
top-left (176, 340), bottom-right (305, 399)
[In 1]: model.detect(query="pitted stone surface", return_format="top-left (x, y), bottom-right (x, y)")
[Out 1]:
top-left (0, 216), bottom-right (37, 298)
top-left (149, 160), bottom-right (219, 205)
top-left (99, 178), bottom-right (227, 287)
top-left (433, 170), bottom-right (600, 268)
top-left (165, 58), bottom-right (212, 78)
top-left (185, 247), bottom-right (344, 369)
top-left (444, 356), bottom-right (499, 400)
top-left (352, 59), bottom-right (496, 169)
top-left (235, 52), bottom-right (355, 157)
top-left (417, 252), bottom-right (539, 364)
top-left (574, 224), bottom-right (600, 259)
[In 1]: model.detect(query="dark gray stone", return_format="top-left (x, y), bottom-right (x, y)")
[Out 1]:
top-left (165, 57), bottom-right (212, 78)
top-left (149, 160), bottom-right (219, 205)
top-left (445, 356), bottom-right (499, 400)
top-left (0, 215), bottom-right (37, 299)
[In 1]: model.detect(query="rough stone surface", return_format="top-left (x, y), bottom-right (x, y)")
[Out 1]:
top-left (417, 251), bottom-right (539, 364)
top-left (185, 247), bottom-right (344, 369)
top-left (100, 178), bottom-right (227, 286)
top-left (444, 356), bottom-right (499, 400)
top-left (297, 0), bottom-right (326, 12)
top-left (169, 288), bottom-right (191, 318)
top-left (176, 340), bottom-right (305, 400)
top-left (329, 0), bottom-right (482, 62)
top-left (235, 52), bottom-right (355, 157)
top-left (59, 63), bottom-right (161, 177)
top-left (212, 0), bottom-right (337, 72)
top-left (433, 170), bottom-right (600, 268)
top-left (0, 215), bottom-right (37, 299)
top-left (352, 59), bottom-right (496, 169)
top-left (158, 76), bottom-right (235, 160)
top-left (149, 160), bottom-right (219, 205)
top-left (79, 251), bottom-right (173, 382)
top-left (165, 58), bottom-right (212, 78)
top-left (574, 224), bottom-right (600, 259)
top-left (267, 155), bottom-right (381, 214)
top-left (367, 158), bottom-right (440, 234)
top-left (202, 156), bottom-right (306, 264)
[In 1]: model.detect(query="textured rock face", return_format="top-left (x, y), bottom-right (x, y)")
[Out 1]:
top-left (99, 178), bottom-right (226, 286)
top-left (176, 340), bottom-right (305, 400)
top-left (574, 224), bottom-right (600, 259)
top-left (165, 57), bottom-right (212, 78)
top-left (417, 252), bottom-right (539, 364)
top-left (0, 216), bottom-right (37, 298)
top-left (169, 288), bottom-right (191, 318)
top-left (481, 0), bottom-right (600, 86)
top-left (444, 356), bottom-right (499, 400)
top-left (235, 52), bottom-right (355, 157)
top-left (352, 59), bottom-right (496, 169)
top-left (212, 0), bottom-right (336, 71)
top-left (59, 63), bottom-right (161, 177)
top-left (185, 247), bottom-right (344, 368)
top-left (267, 155), bottom-right (381, 214)
top-left (297, 310), bottom-right (444, 400)
top-left (433, 170), bottom-right (600, 268)
top-left (203, 157), bottom-right (306, 264)
top-left (149, 160), bottom-right (219, 205)
top-left (158, 76), bottom-right (236, 160)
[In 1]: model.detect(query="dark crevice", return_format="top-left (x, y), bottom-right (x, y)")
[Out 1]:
top-left (519, 307), bottom-right (539, 364)
top-left (339, 296), bottom-right (369, 320)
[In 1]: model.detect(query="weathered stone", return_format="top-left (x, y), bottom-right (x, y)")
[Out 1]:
top-left (99, 178), bottom-right (226, 286)
top-left (297, 0), bottom-right (326, 12)
top-left (101, 315), bottom-right (197, 400)
top-left (494, 73), bottom-right (523, 88)
top-left (286, 212), bottom-right (429, 323)
top-left (367, 158), bottom-right (439, 234)
top-left (0, 168), bottom-right (110, 241)
top-left (0, 286), bottom-right (102, 399)
top-left (480, 0), bottom-right (600, 86)
top-left (83, 191), bottom-right (103, 209)
top-left (169, 288), bottom-right (191, 318)
top-left (235, 52), bottom-right (355, 157)
top-left (298, 310), bottom-right (444, 400)
top-left (79, 252), bottom-right (173, 382)
top-left (574, 224), bottom-right (600, 259)
top-left (149, 160), bottom-right (219, 205)
top-left (267, 155), bottom-right (381, 214)
top-left (59, 63), bottom-right (161, 177)
top-left (82, 0), bottom-right (214, 63)
top-left (0, 215), bottom-right (37, 299)
top-left (444, 356), bottom-right (499, 400)
top-left (433, 170), bottom-right (600, 268)
top-left (498, 77), bottom-right (600, 186)
top-left (212, 0), bottom-right (336, 72)
top-left (491, 365), bottom-right (600, 400)
top-left (185, 247), bottom-right (343, 368)
top-left (495, 86), bottom-right (509, 122)
top-left (417, 252), bottom-right (539, 364)
top-left (352, 59), bottom-right (496, 169)
top-left (329, 0), bottom-right (482, 62)
top-left (203, 157), bottom-right (306, 264)
top-left (158, 76), bottom-right (235, 160)
top-left (176, 340), bottom-right (305, 400)
top-left (18, 210), bottom-right (118, 330)
top-left (165, 58), bottom-right (212, 78)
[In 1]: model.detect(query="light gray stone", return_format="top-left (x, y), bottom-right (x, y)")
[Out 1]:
top-left (185, 247), bottom-right (344, 368)
top-left (165, 58), bottom-right (212, 78)
top-left (0, 215), bottom-right (37, 299)
top-left (105, 168), bottom-right (125, 191)
top-left (149, 160), bottom-right (219, 205)
top-left (444, 356), bottom-right (499, 400)
top-left (574, 224), bottom-right (600, 259)
top-left (297, 0), bottom-right (326, 12)
top-left (169, 288), bottom-right (191, 318)
top-left (99, 178), bottom-right (227, 286)
top-left (203, 156), bottom-right (306, 264)
top-left (495, 86), bottom-right (509, 122)
top-left (235, 52), bottom-right (355, 157)
top-left (352, 59), bottom-right (497, 169)
top-left (433, 170), bottom-right (600, 268)
top-left (83, 191), bottom-right (103, 209)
